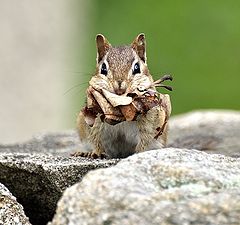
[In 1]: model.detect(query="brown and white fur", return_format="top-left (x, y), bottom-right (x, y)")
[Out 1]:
top-left (76, 34), bottom-right (170, 159)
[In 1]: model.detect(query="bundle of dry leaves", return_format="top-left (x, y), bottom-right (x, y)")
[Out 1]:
top-left (82, 75), bottom-right (173, 126)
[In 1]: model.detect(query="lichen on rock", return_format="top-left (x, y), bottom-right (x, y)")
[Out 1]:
top-left (50, 148), bottom-right (240, 225)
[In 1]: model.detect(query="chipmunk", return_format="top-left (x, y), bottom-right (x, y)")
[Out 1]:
top-left (74, 33), bottom-right (171, 159)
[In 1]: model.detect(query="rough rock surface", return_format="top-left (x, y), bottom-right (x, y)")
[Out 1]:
top-left (0, 153), bottom-right (118, 225)
top-left (0, 130), bottom-right (82, 156)
top-left (0, 182), bottom-right (31, 225)
top-left (168, 110), bottom-right (240, 157)
top-left (50, 148), bottom-right (240, 225)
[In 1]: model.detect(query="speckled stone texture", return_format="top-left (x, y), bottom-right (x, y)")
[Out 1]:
top-left (0, 130), bottom-right (82, 156)
top-left (0, 183), bottom-right (31, 225)
top-left (50, 148), bottom-right (240, 225)
top-left (0, 153), bottom-right (118, 225)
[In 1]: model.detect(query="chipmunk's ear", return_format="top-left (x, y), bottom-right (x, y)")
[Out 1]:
top-left (96, 34), bottom-right (111, 63)
top-left (131, 33), bottom-right (146, 62)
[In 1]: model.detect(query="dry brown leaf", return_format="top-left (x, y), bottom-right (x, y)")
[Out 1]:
top-left (88, 87), bottom-right (125, 125)
top-left (83, 74), bottom-right (172, 126)
top-left (102, 89), bottom-right (133, 107)
top-left (132, 95), bottom-right (159, 114)
top-left (119, 104), bottom-right (136, 121)
top-left (82, 107), bottom-right (98, 127)
top-left (159, 94), bottom-right (171, 119)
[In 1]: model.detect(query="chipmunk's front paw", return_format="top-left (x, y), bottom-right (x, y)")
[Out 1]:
top-left (71, 151), bottom-right (108, 159)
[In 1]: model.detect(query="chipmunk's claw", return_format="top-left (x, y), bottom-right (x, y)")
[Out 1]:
top-left (71, 151), bottom-right (108, 159)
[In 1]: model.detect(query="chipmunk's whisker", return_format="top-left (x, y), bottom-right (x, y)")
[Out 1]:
top-left (63, 81), bottom-right (89, 95)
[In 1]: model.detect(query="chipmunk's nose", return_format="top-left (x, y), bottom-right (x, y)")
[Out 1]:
top-left (114, 80), bottom-right (127, 95)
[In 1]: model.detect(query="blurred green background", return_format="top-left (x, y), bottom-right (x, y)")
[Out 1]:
top-left (71, 0), bottom-right (240, 117)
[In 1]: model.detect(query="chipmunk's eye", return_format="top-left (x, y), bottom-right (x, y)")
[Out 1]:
top-left (101, 62), bottom-right (108, 75)
top-left (133, 62), bottom-right (140, 75)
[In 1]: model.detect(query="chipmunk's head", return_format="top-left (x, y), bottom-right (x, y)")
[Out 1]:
top-left (92, 34), bottom-right (152, 95)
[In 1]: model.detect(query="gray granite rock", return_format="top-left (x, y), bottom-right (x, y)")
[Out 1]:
top-left (0, 153), bottom-right (118, 225)
top-left (0, 182), bottom-right (31, 225)
top-left (0, 130), bottom-right (81, 156)
top-left (0, 131), bottom-right (118, 224)
top-left (168, 110), bottom-right (240, 157)
top-left (50, 148), bottom-right (240, 225)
